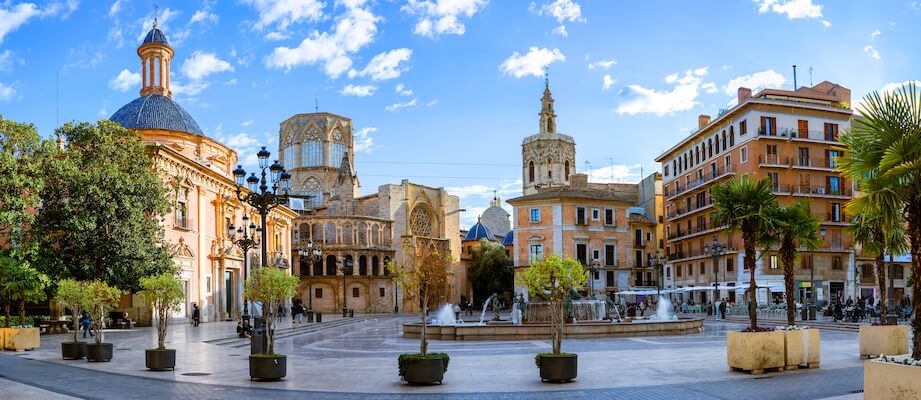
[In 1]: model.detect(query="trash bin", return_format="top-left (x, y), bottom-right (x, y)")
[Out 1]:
top-left (315, 312), bottom-right (322, 323)
top-left (251, 328), bottom-right (267, 355)
top-left (800, 306), bottom-right (809, 321)
top-left (306, 310), bottom-right (315, 323)
top-left (349, 309), bottom-right (354, 318)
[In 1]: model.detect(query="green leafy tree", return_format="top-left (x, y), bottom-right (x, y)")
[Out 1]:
top-left (388, 241), bottom-right (453, 356)
top-left (712, 176), bottom-right (778, 331)
top-left (468, 239), bottom-right (513, 304)
top-left (139, 273), bottom-right (184, 350)
top-left (32, 120), bottom-right (172, 291)
top-left (837, 83), bottom-right (921, 353)
top-left (0, 252), bottom-right (49, 327)
top-left (0, 115), bottom-right (50, 254)
top-left (764, 202), bottom-right (820, 326)
top-left (520, 255), bottom-right (587, 355)
top-left (82, 280), bottom-right (121, 345)
top-left (54, 279), bottom-right (87, 343)
top-left (244, 267), bottom-right (298, 356)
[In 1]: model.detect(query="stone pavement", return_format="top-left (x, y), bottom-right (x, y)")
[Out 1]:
top-left (0, 315), bottom-right (870, 399)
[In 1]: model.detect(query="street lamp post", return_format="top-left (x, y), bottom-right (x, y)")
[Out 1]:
top-left (648, 250), bottom-right (665, 299)
top-left (298, 240), bottom-right (322, 311)
top-left (589, 260), bottom-right (600, 299)
top-left (232, 146), bottom-right (292, 268)
top-left (704, 236), bottom-right (726, 310)
top-left (809, 226), bottom-right (827, 321)
top-left (228, 215), bottom-right (260, 321)
top-left (338, 258), bottom-right (354, 317)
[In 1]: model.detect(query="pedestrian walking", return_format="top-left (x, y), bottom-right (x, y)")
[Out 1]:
top-left (453, 304), bottom-right (461, 321)
top-left (191, 303), bottom-right (201, 327)
top-left (719, 298), bottom-right (727, 320)
top-left (80, 311), bottom-right (94, 338)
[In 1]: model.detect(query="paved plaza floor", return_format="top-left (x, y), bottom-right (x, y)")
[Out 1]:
top-left (0, 314), bottom-right (867, 399)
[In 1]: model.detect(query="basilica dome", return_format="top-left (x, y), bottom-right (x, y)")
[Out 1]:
top-left (110, 94), bottom-right (204, 136)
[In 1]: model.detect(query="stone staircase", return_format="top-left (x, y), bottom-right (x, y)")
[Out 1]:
top-left (204, 317), bottom-right (371, 348)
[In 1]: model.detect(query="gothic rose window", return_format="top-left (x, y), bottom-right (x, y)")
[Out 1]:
top-left (410, 204), bottom-right (434, 237)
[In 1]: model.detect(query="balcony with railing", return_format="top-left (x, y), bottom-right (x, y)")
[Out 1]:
top-left (758, 154), bottom-right (838, 170)
top-left (667, 198), bottom-right (714, 221)
top-left (664, 165), bottom-right (735, 200)
top-left (772, 184), bottom-right (852, 199)
top-left (173, 216), bottom-right (195, 231)
top-left (666, 221), bottom-right (727, 242)
top-left (757, 127), bottom-right (840, 143)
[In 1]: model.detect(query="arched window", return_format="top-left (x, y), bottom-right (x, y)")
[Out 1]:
top-left (528, 161), bottom-right (535, 182)
top-left (722, 131), bottom-right (727, 151)
top-left (708, 139), bottom-right (713, 158)
top-left (342, 224), bottom-right (353, 244)
top-left (729, 128), bottom-right (735, 146)
top-left (302, 177), bottom-right (323, 209)
top-left (329, 129), bottom-right (346, 167)
top-left (372, 255), bottom-right (380, 276)
top-left (325, 255), bottom-right (337, 275)
top-left (715, 135), bottom-right (720, 154)
top-left (410, 204), bottom-right (435, 237)
top-left (359, 255), bottom-right (368, 275)
top-left (564, 161), bottom-right (570, 180)
top-left (383, 257), bottom-right (391, 275)
top-left (313, 259), bottom-right (323, 276)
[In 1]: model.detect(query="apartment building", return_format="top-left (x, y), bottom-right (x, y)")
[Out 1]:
top-left (655, 81), bottom-right (855, 306)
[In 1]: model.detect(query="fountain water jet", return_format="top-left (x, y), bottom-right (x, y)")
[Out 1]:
top-left (432, 303), bottom-right (457, 325)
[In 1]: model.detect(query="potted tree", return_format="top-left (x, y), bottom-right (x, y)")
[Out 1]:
top-left (712, 176), bottom-right (785, 374)
top-left (139, 272), bottom-right (184, 370)
top-left (766, 202), bottom-right (821, 370)
top-left (838, 83), bottom-right (921, 397)
top-left (55, 279), bottom-right (87, 359)
top-left (82, 280), bottom-right (121, 362)
top-left (0, 254), bottom-right (48, 352)
top-left (244, 266), bottom-right (298, 381)
top-left (388, 241), bottom-right (453, 385)
top-left (520, 255), bottom-right (587, 383)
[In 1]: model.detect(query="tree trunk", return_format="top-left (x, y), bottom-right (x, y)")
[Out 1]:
top-left (875, 252), bottom-right (888, 318)
top-left (908, 201), bottom-right (921, 360)
top-left (781, 239), bottom-right (796, 327)
top-left (4, 302), bottom-right (10, 327)
top-left (744, 227), bottom-right (758, 330)
top-left (19, 300), bottom-right (26, 326)
top-left (420, 292), bottom-right (428, 356)
top-left (72, 308), bottom-right (80, 343)
top-left (555, 300), bottom-right (564, 354)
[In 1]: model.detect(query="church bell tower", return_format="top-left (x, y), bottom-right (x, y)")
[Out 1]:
top-left (521, 79), bottom-right (576, 196)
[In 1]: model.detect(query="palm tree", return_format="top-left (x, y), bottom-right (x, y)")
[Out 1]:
top-left (847, 198), bottom-right (907, 320)
top-left (837, 82), bottom-right (921, 358)
top-left (712, 176), bottom-right (779, 331)
top-left (764, 202), bottom-right (820, 327)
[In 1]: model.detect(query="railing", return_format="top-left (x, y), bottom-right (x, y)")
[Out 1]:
top-left (827, 211), bottom-right (847, 223)
top-left (667, 198), bottom-right (713, 220)
top-left (758, 127), bottom-right (840, 142)
top-left (774, 184), bottom-right (852, 197)
top-left (665, 165), bottom-right (735, 198)
top-left (758, 154), bottom-right (837, 169)
top-left (174, 216), bottom-right (194, 231)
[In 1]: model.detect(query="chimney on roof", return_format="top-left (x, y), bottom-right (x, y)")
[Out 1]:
top-left (738, 87), bottom-right (752, 105)
top-left (570, 173), bottom-right (588, 188)
top-left (698, 114), bottom-right (711, 129)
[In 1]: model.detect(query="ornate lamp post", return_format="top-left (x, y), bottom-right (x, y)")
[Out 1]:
top-left (648, 250), bottom-right (665, 299)
top-left (232, 146), bottom-right (292, 268)
top-left (704, 236), bottom-right (726, 308)
top-left (228, 215), bottom-right (260, 321)
top-left (589, 259), bottom-right (600, 299)
top-left (337, 258), bottom-right (354, 317)
top-left (298, 240), bottom-right (322, 311)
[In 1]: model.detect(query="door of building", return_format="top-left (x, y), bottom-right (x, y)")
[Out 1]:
top-left (225, 271), bottom-right (233, 317)
top-left (829, 282), bottom-right (844, 303)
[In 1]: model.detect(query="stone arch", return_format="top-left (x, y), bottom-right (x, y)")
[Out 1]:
top-left (722, 131), bottom-right (727, 151)
top-left (312, 282), bottom-right (337, 311)
top-left (342, 223), bottom-right (353, 245)
top-left (311, 223), bottom-right (322, 242)
top-left (564, 160), bottom-right (570, 180)
top-left (372, 255), bottom-right (380, 276)
top-left (359, 255), bottom-right (368, 275)
top-left (298, 223), bottom-right (309, 241)
top-left (326, 254), bottom-right (337, 276)
top-left (371, 223), bottom-right (380, 245)
top-left (409, 203), bottom-right (435, 237)
top-left (357, 221), bottom-right (367, 245)
top-left (346, 281), bottom-right (369, 311)
top-left (325, 222), bottom-right (337, 244)
top-left (383, 257), bottom-right (391, 275)
top-left (528, 161), bottom-right (535, 182)
top-left (312, 257), bottom-right (323, 276)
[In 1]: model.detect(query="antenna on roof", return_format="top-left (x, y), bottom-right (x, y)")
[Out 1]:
top-left (792, 65), bottom-right (797, 91)
top-left (315, 98), bottom-right (319, 113)
top-left (153, 4), bottom-right (159, 29)
top-left (809, 66), bottom-right (813, 87)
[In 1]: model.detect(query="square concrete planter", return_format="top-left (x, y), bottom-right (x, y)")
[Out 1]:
top-left (783, 329), bottom-right (820, 370)
top-left (726, 330), bottom-right (785, 374)
top-left (859, 325), bottom-right (909, 359)
top-left (1, 327), bottom-right (40, 351)
top-left (864, 358), bottom-right (921, 399)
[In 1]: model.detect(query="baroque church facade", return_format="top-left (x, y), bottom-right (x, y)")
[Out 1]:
top-left (108, 22), bottom-right (297, 323)
top-left (279, 113), bottom-right (462, 314)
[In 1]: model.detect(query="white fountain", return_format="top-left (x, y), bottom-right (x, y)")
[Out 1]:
top-left (647, 296), bottom-right (678, 321)
top-left (432, 303), bottom-right (457, 325)
top-left (479, 293), bottom-right (497, 324)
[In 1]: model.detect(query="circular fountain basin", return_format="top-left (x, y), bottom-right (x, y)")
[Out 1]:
top-left (402, 318), bottom-right (704, 340)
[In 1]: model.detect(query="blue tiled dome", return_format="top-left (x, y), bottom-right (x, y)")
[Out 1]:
top-left (143, 27), bottom-right (169, 45)
top-left (110, 94), bottom-right (204, 136)
top-left (501, 230), bottom-right (514, 246)
top-left (464, 221), bottom-right (495, 241)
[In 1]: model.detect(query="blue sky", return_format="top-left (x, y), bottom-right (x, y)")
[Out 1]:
top-left (0, 0), bottom-right (918, 228)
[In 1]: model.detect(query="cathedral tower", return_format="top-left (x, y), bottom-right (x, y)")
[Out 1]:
top-left (138, 19), bottom-right (173, 98)
top-left (521, 79), bottom-right (576, 195)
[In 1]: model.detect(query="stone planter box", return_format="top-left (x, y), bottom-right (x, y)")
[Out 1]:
top-left (726, 330), bottom-right (785, 374)
top-left (86, 343), bottom-right (113, 362)
top-left (145, 349), bottom-right (176, 371)
top-left (864, 358), bottom-right (921, 399)
top-left (1, 327), bottom-right (40, 351)
top-left (538, 354), bottom-right (578, 383)
top-left (61, 342), bottom-right (86, 359)
top-left (783, 329), bottom-right (820, 370)
top-left (401, 357), bottom-right (445, 385)
top-left (249, 355), bottom-right (286, 381)
top-left (859, 325), bottom-right (909, 359)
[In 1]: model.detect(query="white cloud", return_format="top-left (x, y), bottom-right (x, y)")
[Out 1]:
top-left (499, 47), bottom-right (565, 78)
top-left (583, 164), bottom-right (643, 184)
top-left (0, 50), bottom-right (23, 71)
top-left (721, 64), bottom-right (732, 71)
top-left (426, 99), bottom-right (438, 107)
top-left (265, 2), bottom-right (379, 77)
top-left (395, 83), bottom-right (413, 96)
top-left (107, 69), bottom-right (141, 92)
top-left (108, 0), bottom-right (122, 18)
top-left (385, 98), bottom-right (417, 112)
top-left (754, 0), bottom-right (830, 26)
top-left (171, 80), bottom-right (210, 96)
top-left (871, 29), bottom-right (880, 40)
top-left (97, 101), bottom-right (109, 117)
top-left (0, 1), bottom-right (78, 44)
top-left (218, 131), bottom-right (261, 165)
top-left (181, 51), bottom-right (234, 81)
top-left (242, 120), bottom-right (255, 127)
top-left (243, 0), bottom-right (324, 31)
top-left (879, 80), bottom-right (921, 96)
top-left (447, 179), bottom-right (521, 228)
top-left (864, 45), bottom-right (881, 60)
top-left (534, 0), bottom-right (585, 37)
top-left (402, 0), bottom-right (487, 38)
top-left (616, 67), bottom-right (709, 116)
top-left (340, 84), bottom-right (377, 97)
top-left (723, 69), bottom-right (786, 95)
top-left (191, 9), bottom-right (219, 25)
top-left (702, 82), bottom-right (718, 94)
top-left (588, 59), bottom-right (616, 70)
top-left (0, 82), bottom-right (16, 101)
top-left (264, 31), bottom-right (289, 41)
top-left (821, 19), bottom-right (831, 28)
top-left (348, 48), bottom-right (413, 80)
top-left (353, 127), bottom-right (377, 153)
top-left (602, 74), bottom-right (614, 90)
